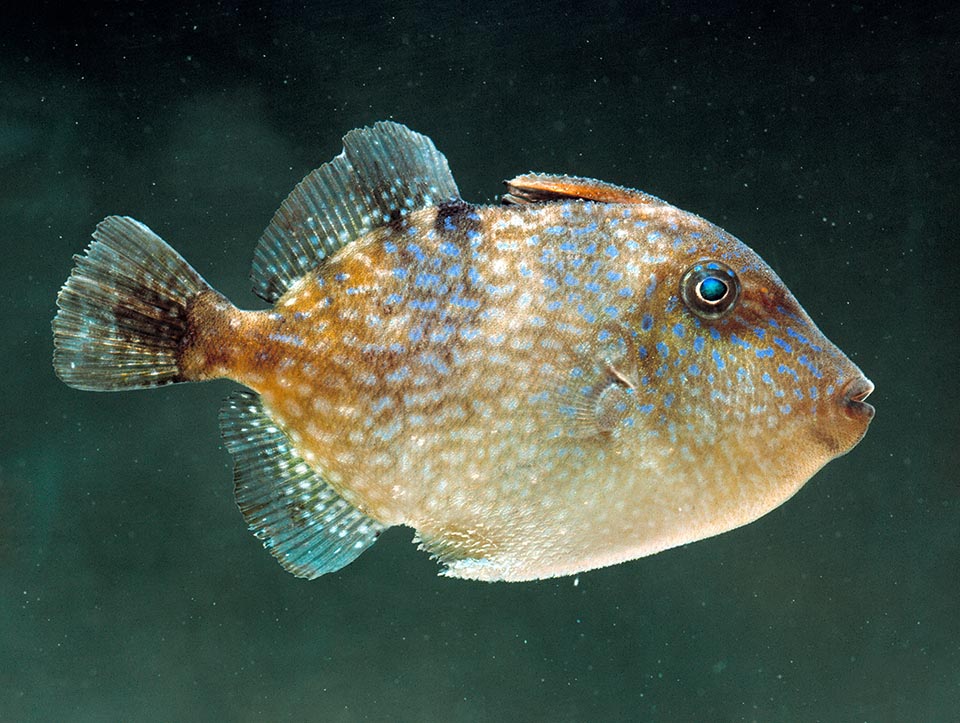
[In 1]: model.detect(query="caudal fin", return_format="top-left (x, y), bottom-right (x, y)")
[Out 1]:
top-left (53, 216), bottom-right (212, 391)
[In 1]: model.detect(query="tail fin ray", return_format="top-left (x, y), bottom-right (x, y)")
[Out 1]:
top-left (53, 216), bottom-right (211, 391)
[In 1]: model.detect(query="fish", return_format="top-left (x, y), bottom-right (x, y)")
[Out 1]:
top-left (52, 121), bottom-right (874, 582)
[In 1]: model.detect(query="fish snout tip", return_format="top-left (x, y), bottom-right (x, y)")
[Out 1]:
top-left (840, 376), bottom-right (875, 421)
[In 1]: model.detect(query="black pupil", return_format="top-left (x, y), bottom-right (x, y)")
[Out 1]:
top-left (698, 276), bottom-right (728, 302)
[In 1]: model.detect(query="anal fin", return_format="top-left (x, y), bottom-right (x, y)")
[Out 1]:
top-left (503, 173), bottom-right (667, 207)
top-left (219, 391), bottom-right (385, 579)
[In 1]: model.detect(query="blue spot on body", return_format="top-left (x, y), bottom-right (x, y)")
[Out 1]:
top-left (415, 272), bottom-right (441, 289)
top-left (451, 294), bottom-right (480, 310)
top-left (712, 349), bottom-right (725, 370)
top-left (406, 243), bottom-right (426, 261)
top-left (409, 299), bottom-right (438, 312)
top-left (386, 367), bottom-right (410, 383)
top-left (672, 323), bottom-right (684, 339)
top-left (371, 396), bottom-right (392, 413)
top-left (645, 277), bottom-right (657, 299)
top-left (268, 333), bottom-right (304, 347)
top-left (641, 314), bottom-right (654, 332)
top-left (773, 337), bottom-right (793, 353)
top-left (778, 363), bottom-right (799, 381)
top-left (693, 337), bottom-right (705, 353)
top-left (656, 342), bottom-right (669, 358)
top-left (421, 352), bottom-right (449, 375)
top-left (797, 354), bottom-right (824, 379)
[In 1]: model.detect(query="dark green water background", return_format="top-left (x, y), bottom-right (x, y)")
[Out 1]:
top-left (3, 2), bottom-right (958, 720)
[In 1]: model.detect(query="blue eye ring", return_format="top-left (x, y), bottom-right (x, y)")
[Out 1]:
top-left (680, 261), bottom-right (741, 319)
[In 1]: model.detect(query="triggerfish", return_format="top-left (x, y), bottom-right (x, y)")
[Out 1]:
top-left (52, 122), bottom-right (874, 582)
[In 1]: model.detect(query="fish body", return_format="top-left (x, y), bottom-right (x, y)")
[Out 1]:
top-left (53, 122), bottom-right (874, 582)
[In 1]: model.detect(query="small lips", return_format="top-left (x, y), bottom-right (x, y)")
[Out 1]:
top-left (841, 376), bottom-right (876, 421)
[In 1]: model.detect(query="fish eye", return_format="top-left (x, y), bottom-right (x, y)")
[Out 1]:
top-left (680, 261), bottom-right (741, 319)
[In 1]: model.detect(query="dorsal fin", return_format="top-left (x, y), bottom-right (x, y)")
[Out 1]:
top-left (251, 121), bottom-right (461, 302)
top-left (502, 173), bottom-right (667, 208)
top-left (219, 390), bottom-right (386, 578)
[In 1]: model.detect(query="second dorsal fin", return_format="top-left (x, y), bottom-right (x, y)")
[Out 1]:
top-left (502, 173), bottom-right (667, 208)
top-left (251, 121), bottom-right (461, 303)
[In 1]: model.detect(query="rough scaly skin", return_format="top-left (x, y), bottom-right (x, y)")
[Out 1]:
top-left (184, 199), bottom-right (871, 581)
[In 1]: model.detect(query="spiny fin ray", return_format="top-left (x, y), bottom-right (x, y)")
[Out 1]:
top-left (502, 173), bottom-right (668, 207)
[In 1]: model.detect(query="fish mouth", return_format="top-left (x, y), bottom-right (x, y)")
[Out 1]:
top-left (840, 376), bottom-right (876, 421)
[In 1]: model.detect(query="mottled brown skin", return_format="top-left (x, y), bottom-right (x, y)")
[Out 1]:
top-left (179, 198), bottom-right (872, 581)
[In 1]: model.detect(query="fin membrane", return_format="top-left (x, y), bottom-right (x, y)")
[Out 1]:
top-left (219, 391), bottom-right (385, 579)
top-left (52, 216), bottom-right (211, 391)
top-left (547, 322), bottom-right (640, 439)
top-left (251, 121), bottom-right (461, 303)
top-left (416, 525), bottom-right (500, 579)
top-left (503, 173), bottom-right (668, 207)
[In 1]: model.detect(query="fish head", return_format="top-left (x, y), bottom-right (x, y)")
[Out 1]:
top-left (632, 220), bottom-right (874, 509)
